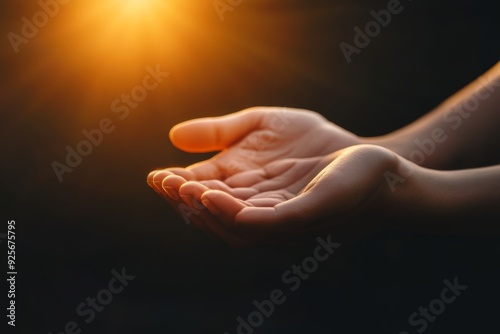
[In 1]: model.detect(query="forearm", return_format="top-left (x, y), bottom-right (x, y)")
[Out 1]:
top-left (366, 61), bottom-right (500, 169)
top-left (384, 160), bottom-right (500, 233)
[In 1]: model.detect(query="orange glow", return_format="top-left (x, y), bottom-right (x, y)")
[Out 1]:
top-left (8, 0), bottom-right (209, 115)
top-left (120, 0), bottom-right (157, 13)
top-left (58, 0), bottom-right (179, 71)
top-left (2, 0), bottom-right (331, 123)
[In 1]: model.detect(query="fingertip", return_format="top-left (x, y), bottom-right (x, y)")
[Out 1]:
top-left (200, 190), bottom-right (225, 215)
top-left (179, 181), bottom-right (210, 196)
top-left (200, 189), bottom-right (225, 203)
top-left (147, 170), bottom-right (158, 186)
top-left (151, 170), bottom-right (173, 181)
top-left (168, 122), bottom-right (183, 145)
top-left (161, 174), bottom-right (187, 200)
top-left (178, 181), bottom-right (210, 209)
top-left (147, 170), bottom-right (173, 195)
top-left (201, 190), bottom-right (247, 219)
top-left (162, 174), bottom-right (187, 185)
top-left (201, 198), bottom-right (221, 216)
top-left (169, 120), bottom-right (210, 153)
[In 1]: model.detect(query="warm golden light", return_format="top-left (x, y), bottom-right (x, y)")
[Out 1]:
top-left (65, 0), bottom-right (175, 56)
top-left (3, 0), bottom-right (324, 122)
top-left (113, 0), bottom-right (166, 18)
top-left (31, 0), bottom-right (202, 94)
top-left (1, 0), bottom-right (211, 119)
top-left (122, 0), bottom-right (149, 11)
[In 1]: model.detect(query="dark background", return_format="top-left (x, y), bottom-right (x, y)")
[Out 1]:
top-left (1, 0), bottom-right (499, 333)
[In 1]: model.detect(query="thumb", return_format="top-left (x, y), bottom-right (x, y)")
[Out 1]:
top-left (169, 109), bottom-right (264, 153)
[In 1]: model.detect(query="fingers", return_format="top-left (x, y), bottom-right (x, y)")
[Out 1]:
top-left (149, 163), bottom-right (228, 183)
top-left (254, 158), bottom-right (326, 194)
top-left (147, 170), bottom-right (176, 197)
top-left (201, 188), bottom-right (304, 242)
top-left (161, 174), bottom-right (187, 200)
top-left (185, 158), bottom-right (229, 181)
top-left (149, 172), bottom-right (311, 246)
top-left (236, 202), bottom-right (310, 233)
top-left (162, 167), bottom-right (196, 181)
top-left (147, 168), bottom-right (195, 194)
top-left (223, 158), bottom-right (303, 189)
top-left (147, 146), bottom-right (394, 246)
top-left (224, 157), bottom-right (327, 195)
top-left (169, 109), bottom-right (265, 153)
top-left (199, 179), bottom-right (259, 199)
top-left (178, 181), bottom-right (208, 208)
top-left (201, 190), bottom-right (250, 227)
top-left (235, 145), bottom-right (397, 234)
top-left (147, 170), bottom-right (205, 230)
top-left (213, 158), bottom-right (338, 230)
top-left (147, 164), bottom-right (334, 244)
top-left (246, 198), bottom-right (284, 207)
top-left (179, 183), bottom-right (252, 248)
top-left (245, 189), bottom-right (295, 207)
top-left (224, 169), bottom-right (267, 188)
top-left (148, 170), bottom-right (253, 247)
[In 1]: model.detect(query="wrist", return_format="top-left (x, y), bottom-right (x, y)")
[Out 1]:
top-left (382, 158), bottom-right (500, 232)
top-left (378, 156), bottom-right (448, 227)
top-left (322, 123), bottom-right (364, 154)
top-left (362, 133), bottom-right (411, 160)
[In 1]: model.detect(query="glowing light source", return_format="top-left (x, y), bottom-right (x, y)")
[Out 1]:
top-left (118, 0), bottom-right (161, 17)
top-left (52, 0), bottom-right (186, 79)
top-left (5, 0), bottom-right (208, 117)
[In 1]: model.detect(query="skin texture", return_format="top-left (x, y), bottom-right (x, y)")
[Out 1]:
top-left (147, 62), bottom-right (500, 247)
top-left (367, 61), bottom-right (500, 169)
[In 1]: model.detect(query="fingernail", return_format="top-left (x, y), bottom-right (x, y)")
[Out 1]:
top-left (147, 170), bottom-right (159, 183)
top-left (153, 180), bottom-right (163, 190)
top-left (180, 194), bottom-right (194, 206)
top-left (164, 186), bottom-right (179, 200)
top-left (202, 199), bottom-right (221, 215)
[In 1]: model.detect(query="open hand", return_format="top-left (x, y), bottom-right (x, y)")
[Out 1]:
top-left (148, 107), bottom-right (360, 199)
top-left (170, 145), bottom-right (400, 246)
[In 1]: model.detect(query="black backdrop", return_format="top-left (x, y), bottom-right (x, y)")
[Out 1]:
top-left (1, 0), bottom-right (499, 333)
